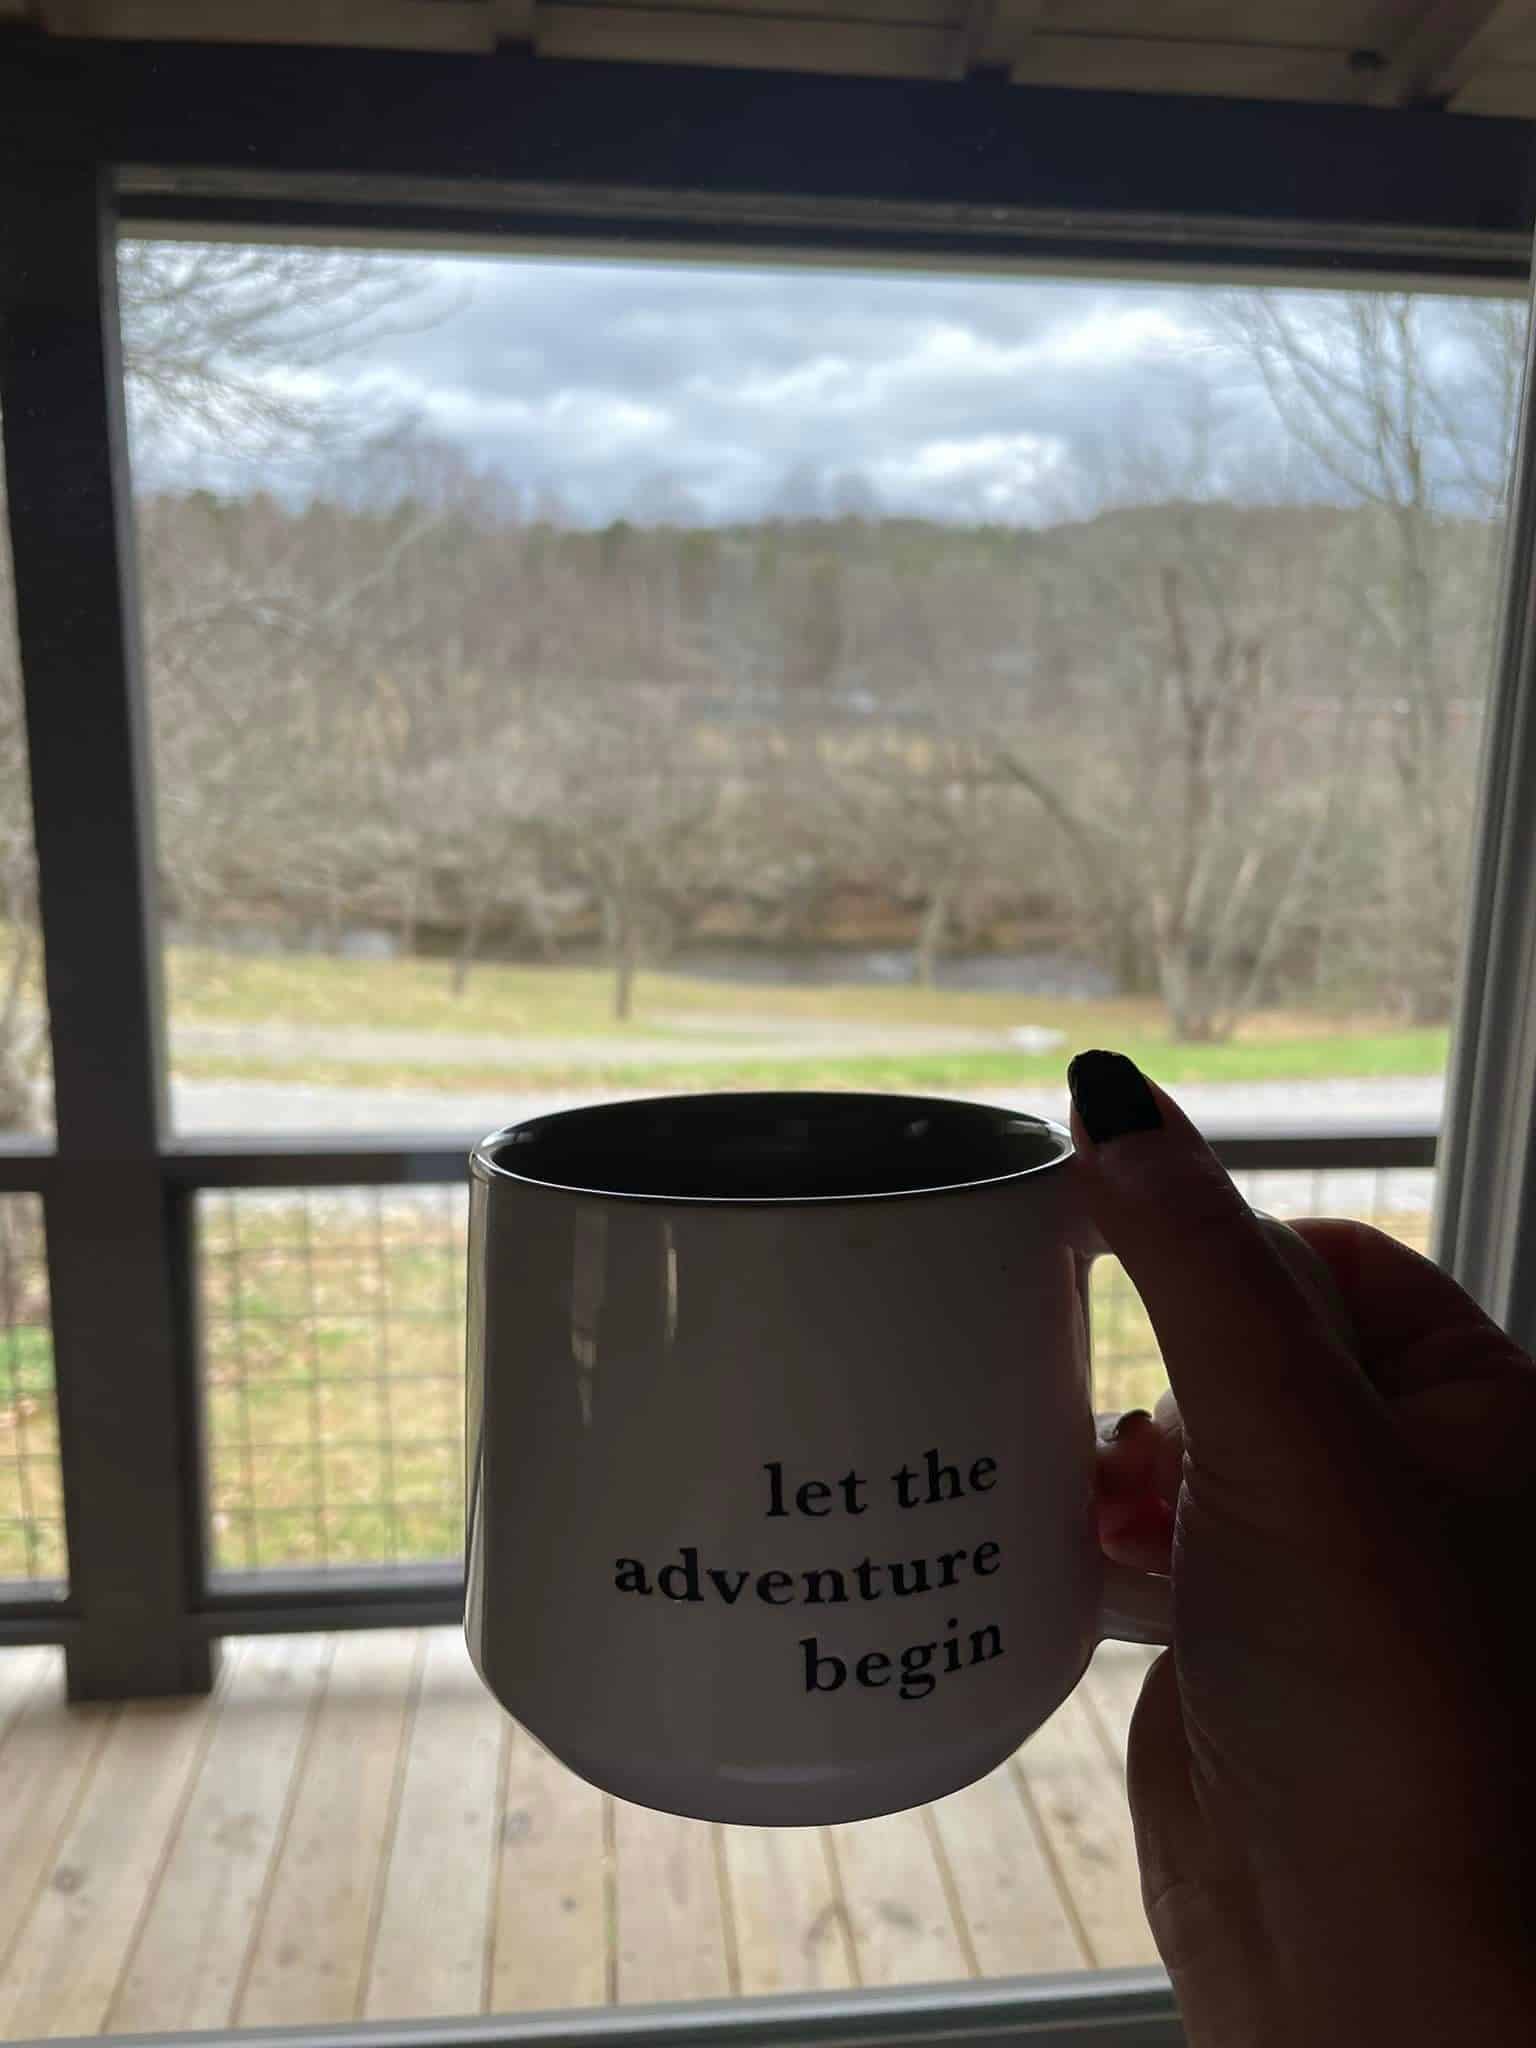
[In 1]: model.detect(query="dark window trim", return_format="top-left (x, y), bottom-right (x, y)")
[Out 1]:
top-left (118, 188), bottom-right (1532, 293)
top-left (33, 1969), bottom-right (1184, 2048)
top-left (0, 158), bottom-right (217, 1701)
top-left (2, 34), bottom-right (1535, 281)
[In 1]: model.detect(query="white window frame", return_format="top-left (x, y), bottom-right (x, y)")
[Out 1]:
top-left (1434, 242), bottom-right (1536, 1349)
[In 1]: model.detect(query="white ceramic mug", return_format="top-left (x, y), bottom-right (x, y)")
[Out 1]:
top-left (464, 1090), bottom-right (1172, 1826)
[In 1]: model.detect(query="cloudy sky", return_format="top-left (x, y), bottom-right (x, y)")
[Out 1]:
top-left (130, 245), bottom-right (1517, 527)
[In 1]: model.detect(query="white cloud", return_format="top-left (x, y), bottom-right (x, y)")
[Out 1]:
top-left (873, 432), bottom-right (1067, 520)
top-left (1045, 303), bottom-right (1189, 366)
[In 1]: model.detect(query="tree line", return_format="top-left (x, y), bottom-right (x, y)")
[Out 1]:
top-left (122, 470), bottom-right (1496, 1038)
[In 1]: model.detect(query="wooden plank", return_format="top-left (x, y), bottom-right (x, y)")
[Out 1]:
top-left (829, 1805), bottom-right (970, 1988)
top-left (363, 1629), bottom-right (504, 2021)
top-left (580, 0), bottom-right (959, 19)
top-left (238, 1628), bottom-right (422, 2029)
top-left (0, 1688), bottom-right (215, 2037)
top-left (1013, 1690), bottom-right (1157, 1968)
top-left (0, 1645), bottom-right (52, 1740)
top-left (1010, 34), bottom-right (1366, 104)
top-left (490, 0), bottom-right (536, 40)
top-left (976, 0), bottom-right (1042, 68)
top-left (718, 1824), bottom-right (855, 1996)
top-left (926, 1762), bottom-right (1087, 1977)
top-left (1431, 0), bottom-right (1536, 106)
top-left (1371, 0), bottom-right (1510, 105)
top-left (612, 1802), bottom-right (732, 2003)
top-left (108, 1636), bottom-right (333, 2035)
top-left (0, 1650), bottom-right (113, 1986)
top-left (489, 1728), bottom-right (607, 2013)
top-left (1451, 60), bottom-right (1536, 111)
top-left (537, 8), bottom-right (954, 78)
top-left (1078, 1643), bottom-right (1157, 1769)
top-left (42, 0), bottom-right (498, 50)
top-left (1016, 0), bottom-right (1386, 44)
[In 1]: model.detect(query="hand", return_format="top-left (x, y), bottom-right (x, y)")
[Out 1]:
top-left (1070, 1052), bottom-right (1536, 2048)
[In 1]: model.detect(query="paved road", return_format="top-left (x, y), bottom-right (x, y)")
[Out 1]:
top-left (170, 1015), bottom-right (1015, 1067)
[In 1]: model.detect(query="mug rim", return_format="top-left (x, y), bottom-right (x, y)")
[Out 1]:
top-left (469, 1090), bottom-right (1074, 1208)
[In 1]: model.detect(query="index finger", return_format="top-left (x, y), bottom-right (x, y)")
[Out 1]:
top-left (1067, 1052), bottom-right (1391, 1486)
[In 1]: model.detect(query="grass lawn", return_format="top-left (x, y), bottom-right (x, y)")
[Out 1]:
top-left (166, 946), bottom-right (1448, 1093)
top-left (0, 1322), bottom-right (64, 1582)
top-left (169, 947), bottom-right (1164, 1038)
top-left (198, 1192), bottom-right (468, 1574)
top-left (174, 1030), bottom-right (1450, 1098)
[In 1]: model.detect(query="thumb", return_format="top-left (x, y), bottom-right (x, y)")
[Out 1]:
top-left (1067, 1049), bottom-right (1386, 1485)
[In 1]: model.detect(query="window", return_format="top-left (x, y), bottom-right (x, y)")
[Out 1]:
top-left (108, 234), bottom-right (1520, 2020)
top-left (126, 245), bottom-right (1519, 1150)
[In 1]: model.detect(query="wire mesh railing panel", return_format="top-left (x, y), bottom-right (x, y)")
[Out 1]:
top-left (198, 1185), bottom-right (468, 1572)
top-left (1090, 1165), bottom-right (1437, 1416)
top-left (197, 1164), bottom-right (1436, 1575)
top-left (0, 1194), bottom-right (63, 1589)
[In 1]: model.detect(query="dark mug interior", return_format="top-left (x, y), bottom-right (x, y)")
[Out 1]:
top-left (476, 1092), bottom-right (1071, 1202)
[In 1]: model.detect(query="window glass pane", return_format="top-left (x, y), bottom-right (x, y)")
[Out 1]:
top-left (0, 461), bottom-right (54, 1139)
top-left (120, 242), bottom-right (1520, 1154)
top-left (199, 1186), bottom-right (466, 1573)
top-left (1091, 1164), bottom-right (1436, 1417)
top-left (0, 1194), bottom-right (63, 1590)
top-left (126, 236), bottom-right (1519, 2022)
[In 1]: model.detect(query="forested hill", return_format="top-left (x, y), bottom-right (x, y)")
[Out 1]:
top-left (0, 487), bottom-right (1502, 1034)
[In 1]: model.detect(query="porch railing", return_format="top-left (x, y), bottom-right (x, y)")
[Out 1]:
top-left (0, 1123), bottom-right (1437, 1681)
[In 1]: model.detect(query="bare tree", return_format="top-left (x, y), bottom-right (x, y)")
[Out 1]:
top-left (1141, 558), bottom-right (1356, 1039)
top-left (846, 727), bottom-right (1044, 988)
top-left (1004, 473), bottom-right (1363, 1041)
top-left (531, 684), bottom-right (735, 1022)
top-left (396, 732), bottom-right (558, 998)
top-left (118, 240), bottom-right (451, 469)
top-left (406, 680), bottom-right (735, 1018)
top-left (1209, 289), bottom-right (1522, 1021)
top-left (826, 549), bottom-right (1052, 988)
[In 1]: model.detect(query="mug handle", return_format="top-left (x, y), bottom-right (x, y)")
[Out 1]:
top-left (1072, 1203), bottom-right (1358, 1651)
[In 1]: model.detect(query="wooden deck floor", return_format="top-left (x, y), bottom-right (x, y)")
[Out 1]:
top-left (0, 1630), bottom-right (1159, 2038)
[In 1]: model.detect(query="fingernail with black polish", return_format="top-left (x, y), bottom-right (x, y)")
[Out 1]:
top-left (1110, 1408), bottom-right (1153, 1442)
top-left (1067, 1049), bottom-right (1163, 1144)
